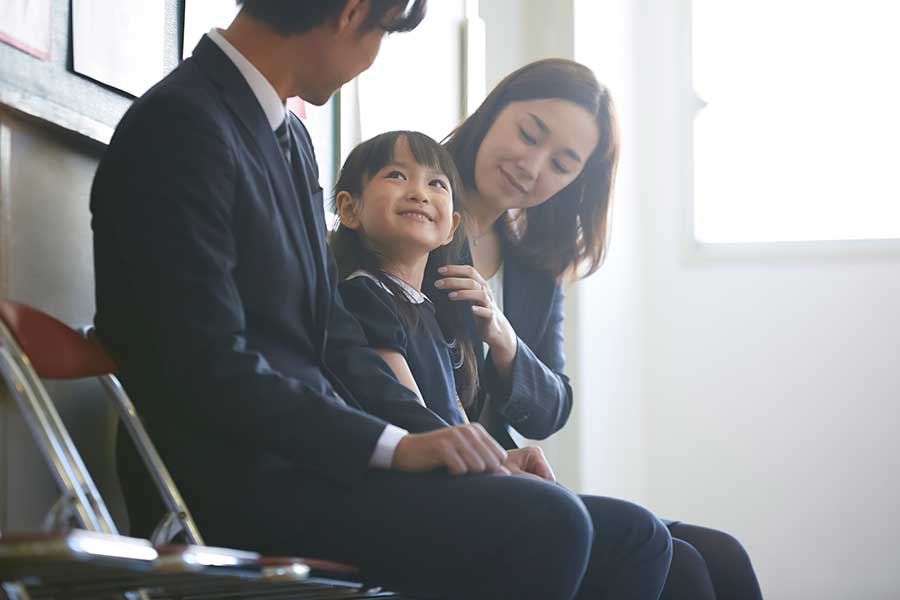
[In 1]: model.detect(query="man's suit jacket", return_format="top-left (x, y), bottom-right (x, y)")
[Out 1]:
top-left (91, 36), bottom-right (445, 535)
top-left (459, 244), bottom-right (574, 449)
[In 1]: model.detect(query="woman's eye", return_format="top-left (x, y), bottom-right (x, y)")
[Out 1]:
top-left (552, 159), bottom-right (571, 175)
top-left (429, 179), bottom-right (449, 191)
top-left (385, 170), bottom-right (406, 180)
top-left (518, 127), bottom-right (537, 145)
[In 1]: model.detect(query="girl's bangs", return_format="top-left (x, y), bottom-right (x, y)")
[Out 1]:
top-left (364, 131), bottom-right (456, 185)
top-left (403, 132), bottom-right (452, 174)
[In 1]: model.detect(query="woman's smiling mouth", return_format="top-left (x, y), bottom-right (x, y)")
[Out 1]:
top-left (500, 167), bottom-right (528, 194)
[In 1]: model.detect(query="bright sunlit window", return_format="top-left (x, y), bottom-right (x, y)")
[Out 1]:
top-left (692, 1), bottom-right (900, 243)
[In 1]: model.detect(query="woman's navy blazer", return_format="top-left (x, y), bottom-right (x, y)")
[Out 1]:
top-left (456, 244), bottom-right (573, 449)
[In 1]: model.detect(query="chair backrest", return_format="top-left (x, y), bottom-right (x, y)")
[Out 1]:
top-left (0, 301), bottom-right (116, 379)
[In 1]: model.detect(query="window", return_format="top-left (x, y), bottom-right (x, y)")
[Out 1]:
top-left (692, 0), bottom-right (900, 243)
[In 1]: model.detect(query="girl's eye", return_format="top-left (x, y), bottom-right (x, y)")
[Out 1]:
top-left (518, 127), bottom-right (537, 145)
top-left (385, 170), bottom-right (406, 180)
top-left (551, 159), bottom-right (571, 175)
top-left (429, 178), bottom-right (449, 191)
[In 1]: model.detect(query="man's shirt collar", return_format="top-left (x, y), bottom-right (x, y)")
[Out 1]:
top-left (207, 28), bottom-right (286, 131)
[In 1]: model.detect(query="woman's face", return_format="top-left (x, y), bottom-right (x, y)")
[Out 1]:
top-left (473, 98), bottom-right (600, 211)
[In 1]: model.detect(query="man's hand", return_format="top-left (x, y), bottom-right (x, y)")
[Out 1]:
top-left (392, 424), bottom-right (509, 476)
top-left (503, 446), bottom-right (557, 482)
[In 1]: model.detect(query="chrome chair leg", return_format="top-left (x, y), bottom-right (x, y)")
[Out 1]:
top-left (0, 526), bottom-right (29, 600)
top-left (0, 344), bottom-right (101, 532)
top-left (42, 493), bottom-right (81, 532)
top-left (90, 336), bottom-right (204, 546)
top-left (1, 581), bottom-right (32, 600)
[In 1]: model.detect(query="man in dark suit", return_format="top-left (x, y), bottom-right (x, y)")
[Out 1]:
top-left (91, 1), bottom-right (671, 598)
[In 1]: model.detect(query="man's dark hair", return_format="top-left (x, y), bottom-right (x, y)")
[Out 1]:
top-left (237, 0), bottom-right (427, 36)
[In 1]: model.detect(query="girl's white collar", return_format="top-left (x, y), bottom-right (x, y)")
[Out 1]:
top-left (346, 270), bottom-right (431, 305)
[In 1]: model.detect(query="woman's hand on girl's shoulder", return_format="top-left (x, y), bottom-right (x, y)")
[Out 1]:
top-left (435, 264), bottom-right (517, 359)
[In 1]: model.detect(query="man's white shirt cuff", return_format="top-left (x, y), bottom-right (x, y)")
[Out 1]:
top-left (369, 424), bottom-right (408, 469)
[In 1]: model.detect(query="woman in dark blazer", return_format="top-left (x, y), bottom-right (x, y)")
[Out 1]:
top-left (432, 59), bottom-right (764, 600)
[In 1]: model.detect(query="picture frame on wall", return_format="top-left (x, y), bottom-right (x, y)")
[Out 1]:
top-left (0, 1), bottom-right (183, 144)
top-left (0, 0), bottom-right (52, 61)
top-left (71, 0), bottom-right (167, 98)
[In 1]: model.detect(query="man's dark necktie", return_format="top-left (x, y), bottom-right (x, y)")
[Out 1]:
top-left (275, 118), bottom-right (292, 166)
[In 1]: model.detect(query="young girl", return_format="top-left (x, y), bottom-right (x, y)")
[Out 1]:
top-left (330, 130), bottom-right (477, 425)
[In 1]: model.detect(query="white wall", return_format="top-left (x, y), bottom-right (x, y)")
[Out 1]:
top-left (480, 0), bottom-right (574, 88)
top-left (569, 0), bottom-right (649, 507)
top-left (340, 1), bottom-right (468, 159)
top-left (484, 1), bottom-right (900, 598)
top-left (632, 1), bottom-right (900, 598)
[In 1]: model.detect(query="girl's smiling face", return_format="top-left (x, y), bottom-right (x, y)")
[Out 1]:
top-left (337, 135), bottom-right (461, 260)
top-left (473, 98), bottom-right (600, 211)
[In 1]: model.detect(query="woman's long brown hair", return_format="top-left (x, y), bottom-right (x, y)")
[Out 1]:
top-left (443, 58), bottom-right (620, 280)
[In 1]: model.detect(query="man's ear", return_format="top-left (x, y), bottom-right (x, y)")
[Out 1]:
top-left (442, 211), bottom-right (462, 246)
top-left (335, 0), bottom-right (368, 36)
top-left (336, 191), bottom-right (362, 229)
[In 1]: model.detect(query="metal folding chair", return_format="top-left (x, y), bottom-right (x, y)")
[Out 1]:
top-left (0, 299), bottom-right (405, 599)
